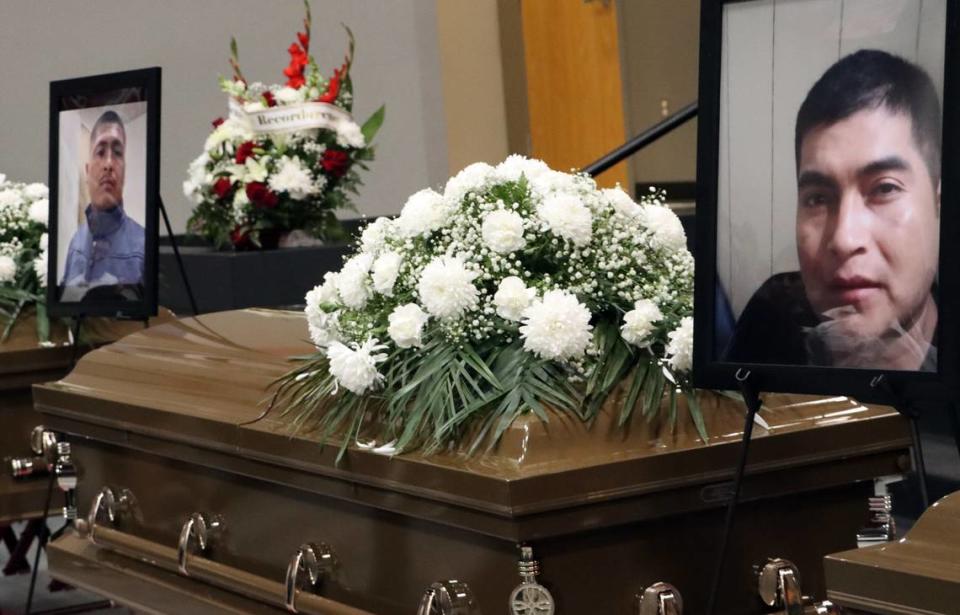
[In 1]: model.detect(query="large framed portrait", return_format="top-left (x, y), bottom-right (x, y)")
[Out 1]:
top-left (46, 67), bottom-right (160, 318)
top-left (693, 0), bottom-right (960, 401)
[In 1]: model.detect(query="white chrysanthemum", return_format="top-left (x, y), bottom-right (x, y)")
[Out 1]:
top-left (336, 253), bottom-right (374, 309)
top-left (537, 194), bottom-right (593, 246)
top-left (520, 290), bottom-right (593, 361)
top-left (243, 101), bottom-right (266, 113)
top-left (204, 117), bottom-right (252, 151)
top-left (359, 217), bottom-right (392, 255)
top-left (317, 271), bottom-right (340, 305)
top-left (275, 86), bottom-right (302, 104)
top-left (28, 199), bottom-right (48, 225)
top-left (0, 189), bottom-right (21, 209)
top-left (269, 156), bottom-right (317, 199)
top-left (666, 316), bottom-right (694, 372)
top-left (304, 286), bottom-right (341, 348)
top-left (481, 209), bottom-right (526, 254)
top-left (602, 187), bottom-right (642, 217)
top-left (0, 255), bottom-right (16, 283)
top-left (326, 338), bottom-right (388, 395)
top-left (444, 162), bottom-right (494, 202)
top-left (642, 205), bottom-right (687, 251)
top-left (397, 189), bottom-right (451, 237)
top-left (33, 250), bottom-right (47, 287)
top-left (621, 299), bottom-right (663, 347)
top-left (371, 251), bottom-right (402, 296)
top-left (24, 183), bottom-right (48, 200)
top-left (493, 155), bottom-right (550, 183)
top-left (388, 303), bottom-right (430, 349)
top-left (493, 276), bottom-right (536, 321)
top-left (336, 120), bottom-right (365, 148)
top-left (417, 256), bottom-right (479, 319)
top-left (530, 169), bottom-right (582, 195)
top-left (39, 233), bottom-right (48, 251)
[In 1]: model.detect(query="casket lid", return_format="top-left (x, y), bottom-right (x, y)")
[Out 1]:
top-left (825, 490), bottom-right (960, 613)
top-left (34, 309), bottom-right (910, 540)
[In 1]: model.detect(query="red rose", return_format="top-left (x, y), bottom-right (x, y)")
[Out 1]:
top-left (235, 141), bottom-right (256, 164)
top-left (320, 149), bottom-right (350, 178)
top-left (212, 117), bottom-right (225, 129)
top-left (230, 226), bottom-right (254, 249)
top-left (262, 91), bottom-right (277, 108)
top-left (318, 68), bottom-right (342, 104)
top-left (212, 178), bottom-right (233, 200)
top-left (245, 182), bottom-right (279, 209)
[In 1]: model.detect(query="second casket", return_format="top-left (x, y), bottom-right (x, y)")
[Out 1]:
top-left (33, 309), bottom-right (911, 614)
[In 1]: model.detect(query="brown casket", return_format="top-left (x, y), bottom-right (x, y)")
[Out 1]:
top-left (33, 309), bottom-right (913, 614)
top-left (824, 490), bottom-right (960, 614)
top-left (0, 315), bottom-right (74, 525)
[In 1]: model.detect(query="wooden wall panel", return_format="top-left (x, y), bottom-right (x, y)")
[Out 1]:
top-left (521, 0), bottom-right (629, 189)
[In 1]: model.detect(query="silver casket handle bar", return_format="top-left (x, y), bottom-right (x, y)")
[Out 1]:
top-left (285, 542), bottom-right (337, 613)
top-left (82, 490), bottom-right (375, 615)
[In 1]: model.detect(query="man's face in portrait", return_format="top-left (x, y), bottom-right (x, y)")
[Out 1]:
top-left (85, 121), bottom-right (126, 211)
top-left (795, 106), bottom-right (939, 341)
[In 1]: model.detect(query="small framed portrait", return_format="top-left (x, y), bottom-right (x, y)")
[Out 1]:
top-left (47, 67), bottom-right (160, 318)
top-left (693, 0), bottom-right (960, 401)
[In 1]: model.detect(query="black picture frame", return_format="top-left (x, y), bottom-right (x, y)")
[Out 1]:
top-left (693, 1), bottom-right (960, 403)
top-left (46, 67), bottom-right (161, 319)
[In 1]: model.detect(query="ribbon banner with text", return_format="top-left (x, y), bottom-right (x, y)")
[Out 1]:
top-left (228, 99), bottom-right (353, 136)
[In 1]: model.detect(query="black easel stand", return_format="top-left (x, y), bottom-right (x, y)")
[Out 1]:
top-left (870, 375), bottom-right (930, 509)
top-left (705, 369), bottom-right (763, 615)
top-left (158, 196), bottom-right (199, 316)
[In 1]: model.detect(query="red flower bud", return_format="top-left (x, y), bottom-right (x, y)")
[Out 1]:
top-left (263, 91), bottom-right (277, 107)
top-left (297, 32), bottom-right (309, 52)
top-left (235, 141), bottom-right (256, 164)
top-left (212, 177), bottom-right (233, 200)
top-left (212, 117), bottom-right (225, 129)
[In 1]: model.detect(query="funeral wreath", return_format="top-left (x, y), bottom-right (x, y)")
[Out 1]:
top-left (183, 1), bottom-right (385, 250)
top-left (278, 156), bottom-right (701, 457)
top-left (0, 174), bottom-right (51, 343)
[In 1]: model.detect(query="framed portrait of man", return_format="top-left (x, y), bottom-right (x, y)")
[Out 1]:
top-left (47, 67), bottom-right (160, 318)
top-left (693, 0), bottom-right (960, 401)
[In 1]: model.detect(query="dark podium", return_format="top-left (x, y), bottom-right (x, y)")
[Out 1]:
top-left (33, 309), bottom-right (912, 614)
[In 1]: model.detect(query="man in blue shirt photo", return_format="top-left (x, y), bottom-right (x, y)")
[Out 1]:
top-left (62, 110), bottom-right (145, 300)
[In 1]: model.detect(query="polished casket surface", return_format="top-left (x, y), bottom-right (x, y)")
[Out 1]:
top-left (34, 309), bottom-right (912, 614)
top-left (825, 490), bottom-right (960, 614)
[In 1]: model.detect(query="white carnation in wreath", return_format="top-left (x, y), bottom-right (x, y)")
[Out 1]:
top-left (360, 217), bottom-right (392, 255)
top-left (371, 251), bottom-right (402, 296)
top-left (666, 316), bottom-right (694, 373)
top-left (621, 299), bottom-right (662, 347)
top-left (388, 303), bottom-right (429, 349)
top-left (336, 253), bottom-right (374, 309)
top-left (28, 199), bottom-right (48, 225)
top-left (481, 209), bottom-right (526, 254)
top-left (641, 205), bottom-right (687, 251)
top-left (305, 286), bottom-right (341, 348)
top-left (444, 162), bottom-right (494, 202)
top-left (417, 256), bottom-right (479, 319)
top-left (0, 255), bottom-right (17, 284)
top-left (520, 289), bottom-right (593, 361)
top-left (327, 338), bottom-right (388, 395)
top-left (602, 187), bottom-right (642, 218)
top-left (23, 183), bottom-right (48, 200)
top-left (397, 188), bottom-right (451, 237)
top-left (493, 155), bottom-right (550, 183)
top-left (493, 276), bottom-right (536, 322)
top-left (537, 194), bottom-right (593, 247)
top-left (336, 120), bottom-right (366, 148)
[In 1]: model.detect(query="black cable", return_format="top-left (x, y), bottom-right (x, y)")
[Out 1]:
top-left (705, 371), bottom-right (763, 615)
top-left (24, 468), bottom-right (56, 615)
top-left (158, 196), bottom-right (199, 315)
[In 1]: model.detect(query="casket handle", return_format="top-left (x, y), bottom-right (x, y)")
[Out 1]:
top-left (416, 580), bottom-right (478, 615)
top-left (82, 486), bottom-right (134, 542)
top-left (637, 582), bottom-right (683, 615)
top-left (177, 512), bottom-right (223, 576)
top-left (757, 558), bottom-right (805, 615)
top-left (284, 542), bottom-right (337, 613)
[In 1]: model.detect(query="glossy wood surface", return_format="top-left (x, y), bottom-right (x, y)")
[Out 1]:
top-left (825, 490), bottom-right (960, 614)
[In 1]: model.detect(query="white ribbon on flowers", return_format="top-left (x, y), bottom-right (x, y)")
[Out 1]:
top-left (228, 98), bottom-right (353, 136)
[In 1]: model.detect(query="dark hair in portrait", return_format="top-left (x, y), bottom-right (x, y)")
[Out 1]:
top-left (795, 49), bottom-right (942, 184)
